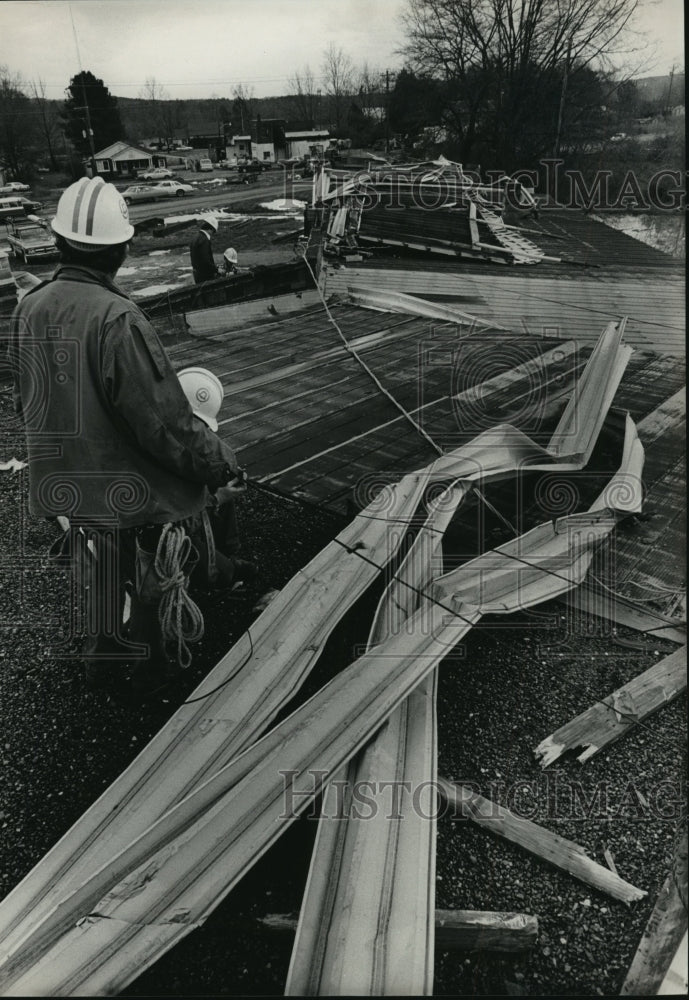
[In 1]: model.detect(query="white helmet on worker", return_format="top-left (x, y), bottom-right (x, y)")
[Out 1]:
top-left (224, 247), bottom-right (238, 265)
top-left (200, 213), bottom-right (219, 232)
top-left (177, 367), bottom-right (224, 432)
top-left (51, 176), bottom-right (134, 249)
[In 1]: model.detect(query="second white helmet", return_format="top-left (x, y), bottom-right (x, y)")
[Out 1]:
top-left (52, 176), bottom-right (134, 248)
top-left (177, 367), bottom-right (224, 432)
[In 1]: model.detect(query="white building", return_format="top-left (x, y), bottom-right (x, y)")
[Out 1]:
top-left (285, 129), bottom-right (330, 159)
top-left (225, 135), bottom-right (252, 161)
top-left (91, 141), bottom-right (165, 178)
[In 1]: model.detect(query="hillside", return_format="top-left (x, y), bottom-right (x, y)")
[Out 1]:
top-left (634, 71), bottom-right (685, 104)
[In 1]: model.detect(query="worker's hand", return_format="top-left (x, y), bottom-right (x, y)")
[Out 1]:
top-left (215, 482), bottom-right (246, 503)
top-left (216, 469), bottom-right (248, 502)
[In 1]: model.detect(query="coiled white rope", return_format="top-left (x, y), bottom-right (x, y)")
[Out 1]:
top-left (155, 523), bottom-right (205, 668)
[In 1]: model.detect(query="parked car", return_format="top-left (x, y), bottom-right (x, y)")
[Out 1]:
top-left (153, 180), bottom-right (194, 197)
top-left (610, 133), bottom-right (628, 142)
top-left (5, 219), bottom-right (57, 263)
top-left (122, 181), bottom-right (193, 204)
top-left (122, 184), bottom-right (167, 205)
top-left (0, 181), bottom-right (31, 193)
top-left (0, 196), bottom-right (42, 219)
top-left (138, 167), bottom-right (173, 180)
top-left (198, 158), bottom-right (214, 172)
top-left (0, 249), bottom-right (15, 299)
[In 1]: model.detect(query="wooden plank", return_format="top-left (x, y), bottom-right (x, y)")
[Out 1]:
top-left (534, 646), bottom-right (687, 766)
top-left (287, 483), bottom-right (465, 996)
top-left (260, 910), bottom-right (540, 953)
top-left (437, 779), bottom-right (645, 904)
top-left (434, 910), bottom-right (539, 953)
top-left (657, 930), bottom-right (688, 995)
top-left (621, 830), bottom-right (688, 995)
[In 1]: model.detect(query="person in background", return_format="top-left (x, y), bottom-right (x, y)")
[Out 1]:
top-left (177, 366), bottom-right (257, 591)
top-left (223, 247), bottom-right (251, 276)
top-left (10, 177), bottom-right (242, 693)
top-left (190, 214), bottom-right (220, 283)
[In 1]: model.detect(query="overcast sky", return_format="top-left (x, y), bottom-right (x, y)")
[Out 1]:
top-left (0, 0), bottom-right (684, 101)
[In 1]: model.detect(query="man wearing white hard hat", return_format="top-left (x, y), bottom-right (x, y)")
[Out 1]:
top-left (177, 366), bottom-right (257, 591)
top-left (9, 177), bottom-right (242, 694)
top-left (190, 213), bottom-right (220, 283)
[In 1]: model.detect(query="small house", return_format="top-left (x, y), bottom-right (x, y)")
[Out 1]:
top-left (92, 141), bottom-right (166, 178)
top-left (285, 128), bottom-right (330, 159)
top-left (226, 134), bottom-right (252, 161)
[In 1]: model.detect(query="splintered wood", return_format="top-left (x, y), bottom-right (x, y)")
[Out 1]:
top-left (436, 779), bottom-right (645, 905)
top-left (535, 646), bottom-right (687, 766)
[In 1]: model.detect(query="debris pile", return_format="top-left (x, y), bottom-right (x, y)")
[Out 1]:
top-left (311, 156), bottom-right (552, 265)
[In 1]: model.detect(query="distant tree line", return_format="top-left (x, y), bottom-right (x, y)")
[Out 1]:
top-left (0, 2), bottom-right (681, 182)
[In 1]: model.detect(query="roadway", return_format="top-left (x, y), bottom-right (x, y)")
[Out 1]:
top-left (35, 174), bottom-right (312, 223)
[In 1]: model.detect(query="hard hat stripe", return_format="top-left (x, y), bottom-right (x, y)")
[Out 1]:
top-left (83, 182), bottom-right (105, 237)
top-left (70, 179), bottom-right (90, 235)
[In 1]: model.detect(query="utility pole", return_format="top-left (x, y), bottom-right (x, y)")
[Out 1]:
top-left (665, 63), bottom-right (676, 115)
top-left (69, 3), bottom-right (96, 175)
top-left (385, 70), bottom-right (391, 154)
top-left (80, 81), bottom-right (97, 175)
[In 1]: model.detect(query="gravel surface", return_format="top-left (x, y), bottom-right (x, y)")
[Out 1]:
top-left (0, 246), bottom-right (685, 995)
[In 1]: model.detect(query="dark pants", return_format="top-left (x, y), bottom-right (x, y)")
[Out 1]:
top-left (69, 523), bottom-right (187, 671)
top-left (72, 525), bottom-right (139, 665)
top-left (188, 499), bottom-right (241, 590)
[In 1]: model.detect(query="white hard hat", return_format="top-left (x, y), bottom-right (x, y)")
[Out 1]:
top-left (177, 366), bottom-right (224, 432)
top-left (224, 247), bottom-right (238, 264)
top-left (52, 176), bottom-right (134, 248)
top-left (200, 213), bottom-right (219, 232)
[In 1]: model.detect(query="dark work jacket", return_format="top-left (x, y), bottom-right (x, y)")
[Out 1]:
top-left (190, 230), bottom-right (218, 283)
top-left (10, 265), bottom-right (237, 527)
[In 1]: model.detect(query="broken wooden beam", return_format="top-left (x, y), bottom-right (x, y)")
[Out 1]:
top-left (535, 645), bottom-right (687, 767)
top-left (620, 829), bottom-right (688, 995)
top-left (434, 910), bottom-right (539, 953)
top-left (260, 910), bottom-right (539, 953)
top-left (437, 778), bottom-right (645, 905)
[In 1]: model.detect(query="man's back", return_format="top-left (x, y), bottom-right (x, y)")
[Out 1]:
top-left (11, 266), bottom-right (229, 527)
top-left (190, 229), bottom-right (217, 283)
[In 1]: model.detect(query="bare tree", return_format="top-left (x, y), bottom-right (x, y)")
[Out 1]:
top-left (30, 77), bottom-right (61, 170)
top-left (321, 43), bottom-right (355, 133)
top-left (232, 83), bottom-right (255, 133)
top-left (288, 64), bottom-right (318, 123)
top-left (401, 0), bottom-right (641, 165)
top-left (0, 66), bottom-right (38, 176)
top-left (356, 62), bottom-right (384, 119)
top-left (138, 76), bottom-right (171, 147)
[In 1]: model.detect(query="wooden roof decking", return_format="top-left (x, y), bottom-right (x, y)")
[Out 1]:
top-left (167, 301), bottom-right (685, 514)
